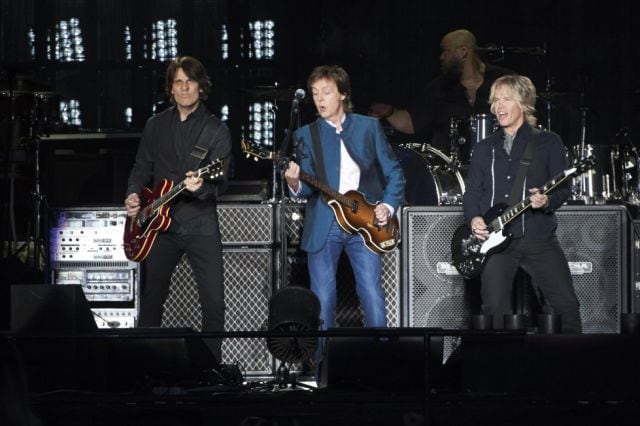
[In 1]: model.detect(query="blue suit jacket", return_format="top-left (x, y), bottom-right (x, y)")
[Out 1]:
top-left (291, 113), bottom-right (405, 253)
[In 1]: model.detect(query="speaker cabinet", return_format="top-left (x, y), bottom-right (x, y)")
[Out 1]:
top-left (161, 248), bottom-right (273, 375)
top-left (549, 205), bottom-right (628, 333)
top-left (218, 204), bottom-right (273, 245)
top-left (403, 205), bottom-right (628, 334)
top-left (11, 284), bottom-right (97, 333)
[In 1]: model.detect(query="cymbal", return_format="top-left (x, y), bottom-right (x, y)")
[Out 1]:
top-left (242, 86), bottom-right (296, 101)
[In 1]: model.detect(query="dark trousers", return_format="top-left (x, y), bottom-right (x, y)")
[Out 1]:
top-left (138, 231), bottom-right (225, 360)
top-left (480, 237), bottom-right (582, 333)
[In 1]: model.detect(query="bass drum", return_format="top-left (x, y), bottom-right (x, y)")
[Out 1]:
top-left (395, 143), bottom-right (465, 206)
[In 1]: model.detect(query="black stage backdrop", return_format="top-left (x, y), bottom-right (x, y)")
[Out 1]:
top-left (0, 0), bottom-right (638, 190)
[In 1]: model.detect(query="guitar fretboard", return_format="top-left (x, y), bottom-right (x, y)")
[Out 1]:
top-left (490, 167), bottom-right (577, 231)
top-left (299, 171), bottom-right (357, 210)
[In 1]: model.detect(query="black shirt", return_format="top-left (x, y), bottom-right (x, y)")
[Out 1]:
top-left (126, 102), bottom-right (232, 235)
top-left (409, 63), bottom-right (513, 152)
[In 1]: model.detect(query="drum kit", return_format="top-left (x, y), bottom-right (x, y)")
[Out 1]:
top-left (569, 127), bottom-right (640, 205)
top-left (395, 113), bottom-right (497, 207)
top-left (396, 110), bottom-right (640, 207)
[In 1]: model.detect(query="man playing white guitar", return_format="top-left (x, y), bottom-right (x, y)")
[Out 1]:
top-left (462, 74), bottom-right (582, 333)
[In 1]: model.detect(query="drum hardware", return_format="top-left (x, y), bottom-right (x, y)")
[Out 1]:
top-left (448, 114), bottom-right (498, 165)
top-left (1, 73), bottom-right (58, 272)
top-left (394, 143), bottom-right (465, 206)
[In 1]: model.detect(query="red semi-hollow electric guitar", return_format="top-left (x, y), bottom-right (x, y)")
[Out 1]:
top-left (123, 159), bottom-right (224, 262)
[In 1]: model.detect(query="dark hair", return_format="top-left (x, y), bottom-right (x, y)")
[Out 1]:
top-left (165, 56), bottom-right (212, 102)
top-left (307, 65), bottom-right (353, 112)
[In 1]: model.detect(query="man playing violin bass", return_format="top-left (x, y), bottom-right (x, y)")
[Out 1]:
top-left (463, 74), bottom-right (582, 333)
top-left (124, 56), bottom-right (232, 360)
top-left (284, 65), bottom-right (405, 338)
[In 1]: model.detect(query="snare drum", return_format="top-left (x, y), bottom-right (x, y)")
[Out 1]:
top-left (394, 143), bottom-right (465, 206)
top-left (450, 114), bottom-right (498, 163)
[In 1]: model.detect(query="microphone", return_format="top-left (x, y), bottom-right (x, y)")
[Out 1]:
top-left (292, 88), bottom-right (305, 109)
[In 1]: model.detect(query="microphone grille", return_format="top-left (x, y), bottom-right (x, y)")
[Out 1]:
top-left (295, 88), bottom-right (306, 99)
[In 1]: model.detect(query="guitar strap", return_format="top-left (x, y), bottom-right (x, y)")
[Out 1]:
top-left (508, 128), bottom-right (540, 205)
top-left (184, 115), bottom-right (219, 172)
top-left (309, 120), bottom-right (329, 185)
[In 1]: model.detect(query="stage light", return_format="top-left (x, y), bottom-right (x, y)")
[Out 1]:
top-left (124, 26), bottom-right (132, 60)
top-left (221, 24), bottom-right (229, 60)
top-left (220, 105), bottom-right (229, 122)
top-left (247, 101), bottom-right (274, 146)
top-left (246, 20), bottom-right (275, 60)
top-left (124, 107), bottom-right (132, 126)
top-left (266, 286), bottom-right (320, 364)
top-left (150, 19), bottom-right (178, 62)
top-left (60, 99), bottom-right (81, 126)
top-left (53, 18), bottom-right (85, 62)
top-left (28, 27), bottom-right (35, 59)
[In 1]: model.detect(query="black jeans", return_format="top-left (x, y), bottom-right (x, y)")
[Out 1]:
top-left (480, 237), bottom-right (582, 333)
top-left (138, 231), bottom-right (225, 360)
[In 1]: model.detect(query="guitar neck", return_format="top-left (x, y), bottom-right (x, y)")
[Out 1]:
top-left (151, 182), bottom-right (187, 211)
top-left (299, 171), bottom-right (356, 208)
top-left (491, 169), bottom-right (571, 231)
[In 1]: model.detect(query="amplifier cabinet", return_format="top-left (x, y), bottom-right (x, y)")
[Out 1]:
top-left (162, 248), bottom-right (273, 375)
top-left (217, 203), bottom-right (273, 246)
top-left (402, 206), bottom-right (628, 334)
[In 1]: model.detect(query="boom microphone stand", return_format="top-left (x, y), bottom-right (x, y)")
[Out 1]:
top-left (276, 90), bottom-right (305, 294)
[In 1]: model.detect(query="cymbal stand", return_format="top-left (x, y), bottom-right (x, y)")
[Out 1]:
top-left (575, 104), bottom-right (596, 204)
top-left (448, 117), bottom-right (462, 170)
top-left (268, 102), bottom-right (279, 203)
top-left (619, 128), bottom-right (639, 203)
top-left (542, 42), bottom-right (553, 132)
top-left (7, 122), bottom-right (46, 274)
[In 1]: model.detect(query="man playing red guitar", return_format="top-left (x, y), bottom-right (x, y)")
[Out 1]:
top-left (124, 56), bottom-right (231, 360)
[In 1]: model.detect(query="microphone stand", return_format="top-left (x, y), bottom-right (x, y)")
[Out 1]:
top-left (276, 101), bottom-right (301, 294)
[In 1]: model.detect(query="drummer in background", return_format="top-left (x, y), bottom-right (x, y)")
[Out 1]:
top-left (369, 29), bottom-right (512, 153)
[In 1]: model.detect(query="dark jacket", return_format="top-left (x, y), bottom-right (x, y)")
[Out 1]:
top-left (126, 103), bottom-right (232, 234)
top-left (292, 113), bottom-right (405, 253)
top-left (463, 122), bottom-right (570, 239)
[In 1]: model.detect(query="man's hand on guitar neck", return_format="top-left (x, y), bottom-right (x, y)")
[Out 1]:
top-left (125, 193), bottom-right (141, 217)
top-left (185, 170), bottom-right (204, 193)
top-left (528, 188), bottom-right (549, 209)
top-left (470, 216), bottom-right (489, 240)
top-left (284, 161), bottom-right (301, 194)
